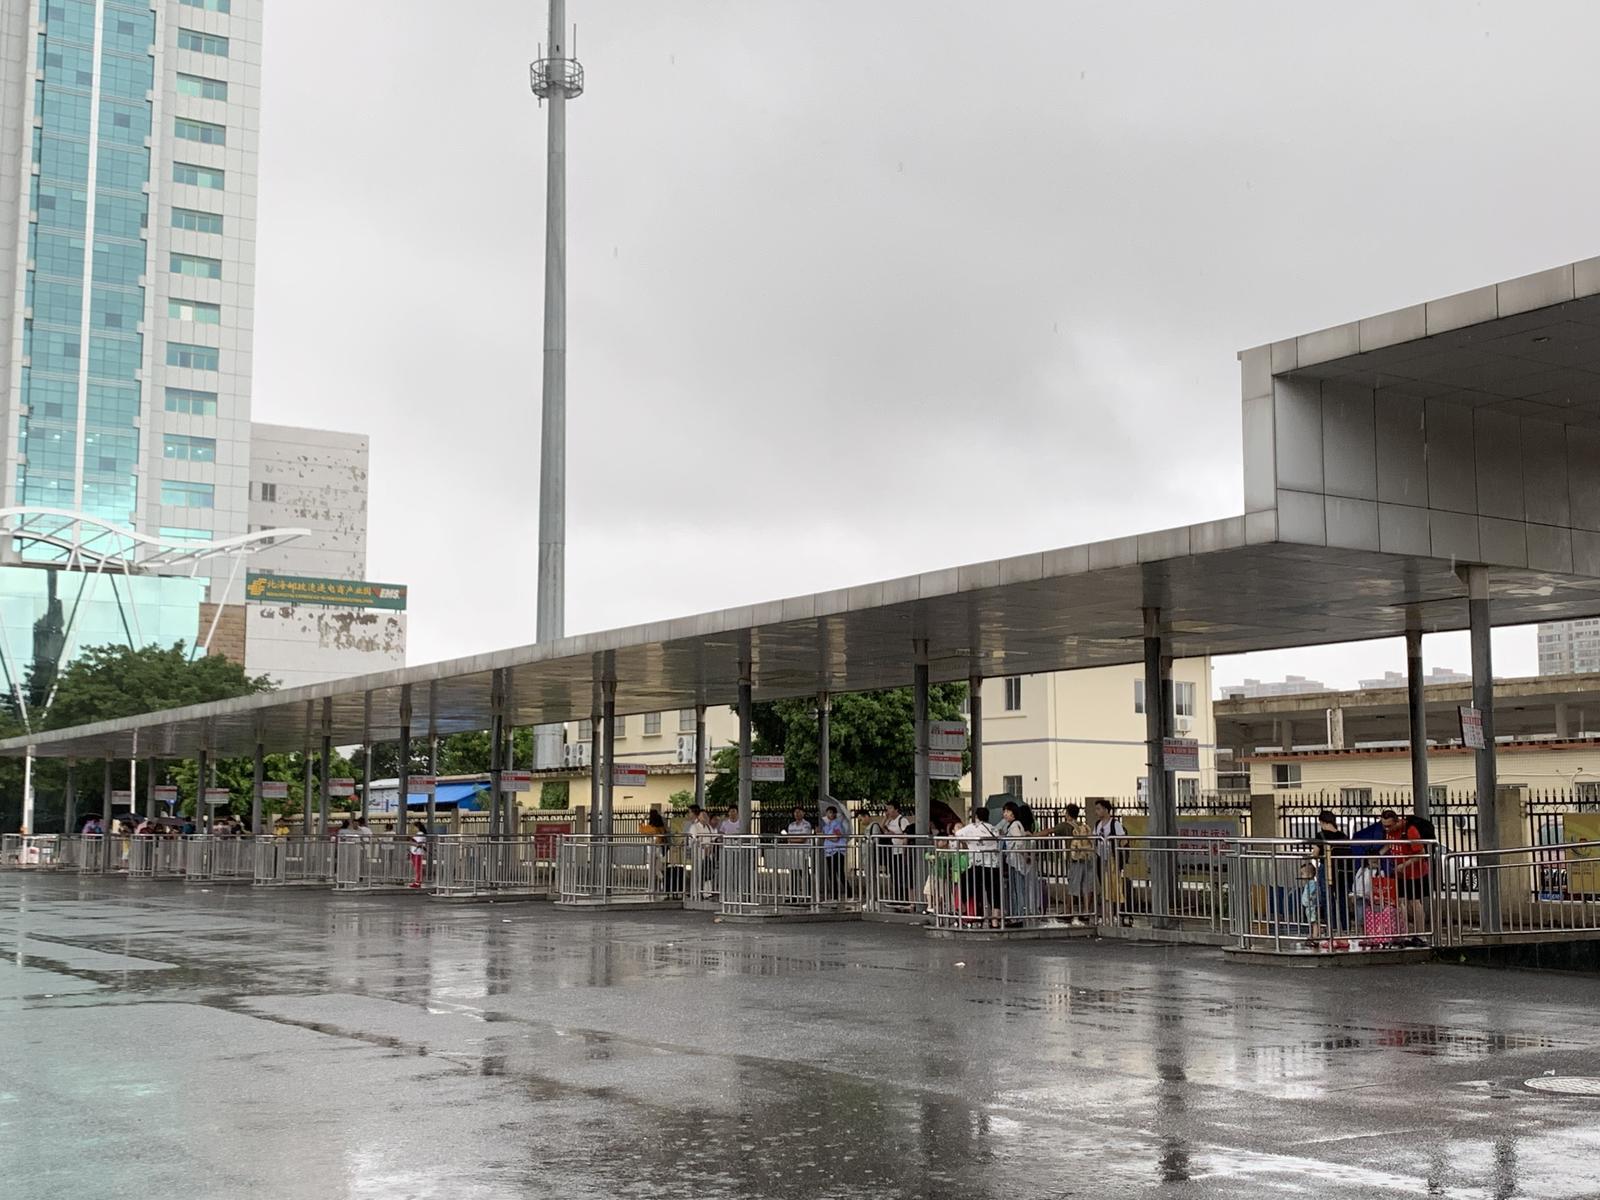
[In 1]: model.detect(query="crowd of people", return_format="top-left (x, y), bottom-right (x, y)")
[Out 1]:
top-left (1300, 807), bottom-right (1434, 949)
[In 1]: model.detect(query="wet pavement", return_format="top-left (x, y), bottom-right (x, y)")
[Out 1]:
top-left (2, 873), bottom-right (1598, 1199)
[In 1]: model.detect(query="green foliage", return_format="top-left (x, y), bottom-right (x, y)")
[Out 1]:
top-left (539, 780), bottom-right (570, 810)
top-left (668, 788), bottom-right (694, 813)
top-left (703, 684), bottom-right (968, 816)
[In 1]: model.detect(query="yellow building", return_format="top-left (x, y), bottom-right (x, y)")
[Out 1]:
top-left (542, 659), bottom-right (1220, 810)
top-left (1244, 739), bottom-right (1600, 802)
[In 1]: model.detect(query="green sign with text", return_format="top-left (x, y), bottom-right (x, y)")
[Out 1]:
top-left (245, 574), bottom-right (407, 611)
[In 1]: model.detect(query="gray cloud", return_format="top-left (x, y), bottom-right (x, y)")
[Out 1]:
top-left (253, 0), bottom-right (1600, 688)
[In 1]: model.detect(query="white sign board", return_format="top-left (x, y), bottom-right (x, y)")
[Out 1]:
top-left (929, 721), bottom-right (968, 752)
top-left (153, 785), bottom-right (179, 805)
top-left (203, 788), bottom-right (232, 807)
top-left (1459, 705), bottom-right (1485, 750)
top-left (259, 780), bottom-right (289, 801)
top-left (409, 775), bottom-right (437, 796)
top-left (1162, 737), bottom-right (1200, 773)
top-left (752, 755), bottom-right (786, 782)
top-left (328, 777), bottom-right (356, 797)
top-left (500, 770), bottom-right (534, 793)
top-left (611, 763), bottom-right (649, 789)
top-left (110, 789), bottom-right (134, 804)
top-left (929, 751), bottom-right (965, 780)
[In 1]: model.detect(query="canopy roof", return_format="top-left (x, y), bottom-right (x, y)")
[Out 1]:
top-left (12, 256), bottom-right (1600, 763)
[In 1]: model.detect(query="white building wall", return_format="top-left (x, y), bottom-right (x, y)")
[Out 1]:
top-left (246, 421), bottom-right (369, 580)
top-left (245, 604), bottom-right (403, 690)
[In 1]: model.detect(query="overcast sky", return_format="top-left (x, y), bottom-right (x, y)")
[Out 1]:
top-left (252, 0), bottom-right (1600, 692)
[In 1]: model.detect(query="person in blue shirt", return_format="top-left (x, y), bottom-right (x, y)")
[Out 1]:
top-left (820, 805), bottom-right (848, 901)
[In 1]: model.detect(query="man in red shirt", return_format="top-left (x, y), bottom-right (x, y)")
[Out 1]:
top-left (1380, 809), bottom-right (1431, 939)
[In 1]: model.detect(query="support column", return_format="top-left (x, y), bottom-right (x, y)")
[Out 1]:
top-left (913, 641), bottom-right (930, 839)
top-left (301, 702), bottom-right (314, 835)
top-left (426, 683), bottom-right (438, 835)
top-left (588, 704), bottom-right (601, 837)
top-left (737, 664), bottom-right (753, 834)
top-left (145, 757), bottom-right (157, 822)
top-left (102, 759), bottom-right (113, 834)
top-left (601, 679), bottom-right (617, 836)
top-left (488, 670), bottom-right (506, 836)
top-left (360, 692), bottom-right (373, 822)
top-left (693, 703), bottom-right (707, 812)
top-left (1554, 701), bottom-right (1570, 740)
top-left (1143, 611), bottom-right (1169, 836)
top-left (398, 684), bottom-right (413, 843)
top-left (817, 692), bottom-right (831, 808)
top-left (319, 697), bottom-right (333, 835)
top-left (1406, 626), bottom-right (1430, 818)
top-left (252, 742), bottom-right (265, 836)
top-left (63, 761), bottom-right (77, 834)
top-left (968, 674), bottom-right (983, 812)
top-left (1466, 566), bottom-right (1501, 930)
top-left (194, 750), bottom-right (208, 834)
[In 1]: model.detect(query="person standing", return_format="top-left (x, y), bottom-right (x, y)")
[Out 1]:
top-left (784, 806), bottom-right (814, 840)
top-left (1061, 803), bottom-right (1096, 925)
top-left (1312, 810), bottom-right (1354, 937)
top-left (1380, 809), bottom-right (1432, 940)
top-left (685, 805), bottom-right (716, 897)
top-left (955, 805), bottom-right (1002, 927)
top-left (819, 805), bottom-right (848, 901)
top-left (881, 800), bottom-right (912, 905)
top-left (408, 820), bottom-right (428, 889)
top-left (1092, 799), bottom-right (1128, 924)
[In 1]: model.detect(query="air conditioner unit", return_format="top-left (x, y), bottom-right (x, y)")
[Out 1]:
top-left (562, 742), bottom-right (591, 768)
top-left (1174, 716), bottom-right (1194, 734)
top-left (675, 735), bottom-right (698, 765)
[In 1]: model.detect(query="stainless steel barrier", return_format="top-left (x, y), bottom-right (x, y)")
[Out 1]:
top-left (1231, 838), bottom-right (1439, 954)
top-left (925, 834), bottom-right (1099, 931)
top-left (1437, 842), bottom-right (1600, 945)
top-left (682, 835), bottom-right (722, 911)
top-left (183, 835), bottom-right (256, 882)
top-left (335, 837), bottom-right (423, 892)
top-left (0, 834), bottom-right (60, 869)
top-left (254, 835), bottom-right (336, 886)
top-left (429, 835), bottom-right (554, 898)
top-left (556, 834), bottom-right (680, 904)
top-left (1098, 835), bottom-right (1232, 933)
top-left (718, 835), bottom-right (865, 916)
top-left (863, 834), bottom-right (933, 916)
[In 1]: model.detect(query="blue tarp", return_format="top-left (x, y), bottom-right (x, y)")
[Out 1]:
top-left (404, 782), bottom-right (486, 811)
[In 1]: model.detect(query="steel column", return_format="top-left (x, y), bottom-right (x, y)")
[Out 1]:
top-left (588, 704), bottom-right (601, 837)
top-left (360, 691), bottom-right (373, 822)
top-left (301, 702), bottom-right (314, 834)
top-left (737, 665), bottom-right (752, 833)
top-left (63, 761), bottom-right (76, 834)
top-left (1406, 626), bottom-right (1430, 818)
top-left (195, 750), bottom-right (208, 834)
top-left (252, 742), bottom-right (264, 836)
top-left (426, 728), bottom-right (438, 836)
top-left (101, 758), bottom-right (112, 833)
top-left (1466, 566), bottom-right (1501, 931)
top-left (489, 670), bottom-right (506, 836)
top-left (817, 692), bottom-right (830, 808)
top-left (693, 703), bottom-right (707, 811)
top-left (319, 697), bottom-right (332, 836)
top-left (145, 756), bottom-right (156, 821)
top-left (968, 674), bottom-right (983, 813)
top-left (601, 680), bottom-right (616, 836)
top-left (398, 684), bottom-right (413, 843)
top-left (913, 641), bottom-right (930, 838)
top-left (1142, 610), bottom-right (1169, 837)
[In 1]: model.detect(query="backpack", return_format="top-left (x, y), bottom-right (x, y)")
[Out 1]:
top-left (1407, 814), bottom-right (1436, 842)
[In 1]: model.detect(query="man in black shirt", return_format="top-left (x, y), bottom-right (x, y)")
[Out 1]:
top-left (1311, 810), bottom-right (1355, 937)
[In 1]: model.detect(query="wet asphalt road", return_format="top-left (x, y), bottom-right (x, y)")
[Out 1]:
top-left (1, 872), bottom-right (1598, 1199)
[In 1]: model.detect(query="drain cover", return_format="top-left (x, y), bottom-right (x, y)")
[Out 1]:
top-left (1523, 1076), bottom-right (1600, 1097)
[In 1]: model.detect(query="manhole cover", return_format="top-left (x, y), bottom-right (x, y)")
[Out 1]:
top-left (1523, 1076), bottom-right (1600, 1097)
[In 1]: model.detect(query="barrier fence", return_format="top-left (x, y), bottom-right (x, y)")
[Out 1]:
top-left (556, 835), bottom-right (677, 904)
top-left (717, 835), bottom-right (867, 917)
top-left (430, 835), bottom-right (554, 898)
top-left (1436, 842), bottom-right (1600, 945)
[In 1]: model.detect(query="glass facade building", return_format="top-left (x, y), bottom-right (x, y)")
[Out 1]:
top-left (0, 0), bottom-right (262, 601)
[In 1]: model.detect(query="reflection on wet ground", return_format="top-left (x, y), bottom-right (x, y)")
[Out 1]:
top-left (2, 872), bottom-right (1598, 1198)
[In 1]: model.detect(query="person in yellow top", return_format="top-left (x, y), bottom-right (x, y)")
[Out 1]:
top-left (1058, 802), bottom-right (1096, 925)
top-left (638, 807), bottom-right (668, 847)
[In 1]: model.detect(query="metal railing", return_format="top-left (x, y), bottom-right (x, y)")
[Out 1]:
top-left (126, 835), bottom-right (185, 879)
top-left (331, 837), bottom-right (414, 891)
top-left (863, 834), bottom-right (934, 915)
top-left (184, 835), bottom-right (256, 882)
top-left (717, 835), bottom-right (866, 916)
top-left (1436, 842), bottom-right (1600, 945)
top-left (428, 835), bottom-right (554, 898)
top-left (253, 836), bottom-right (337, 886)
top-left (0, 833), bottom-right (59, 868)
top-left (556, 834), bottom-right (680, 904)
top-left (1231, 838), bottom-right (1440, 954)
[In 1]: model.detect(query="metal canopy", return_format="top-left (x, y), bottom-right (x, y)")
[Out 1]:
top-left (9, 513), bottom-right (1600, 762)
top-left (16, 255), bottom-right (1600, 764)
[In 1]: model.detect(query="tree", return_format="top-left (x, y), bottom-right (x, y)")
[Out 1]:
top-left (1, 641), bottom-right (273, 832)
top-left (704, 684), bottom-right (968, 821)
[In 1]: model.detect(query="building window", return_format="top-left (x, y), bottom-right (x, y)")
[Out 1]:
top-left (161, 480), bottom-right (214, 509)
top-left (176, 28), bottom-right (230, 56)
top-left (1003, 676), bottom-right (1022, 712)
top-left (644, 712), bottom-right (661, 736)
top-left (257, 481), bottom-right (277, 502)
top-left (173, 117), bottom-right (225, 146)
top-left (577, 719), bottom-right (592, 742)
top-left (171, 251), bottom-right (221, 279)
top-left (164, 433), bottom-right (216, 462)
top-left (1339, 787), bottom-right (1373, 808)
top-left (1002, 775), bottom-right (1023, 798)
top-left (173, 162), bottom-right (225, 190)
top-left (1176, 777), bottom-right (1199, 805)
top-left (679, 708), bottom-right (696, 733)
top-left (615, 715), bottom-right (627, 737)
top-left (1134, 679), bottom-right (1145, 714)
top-left (171, 207), bottom-right (223, 235)
top-left (169, 298), bottom-right (220, 324)
top-left (1174, 681), bottom-right (1196, 718)
top-left (180, 0), bottom-right (231, 13)
top-left (165, 387), bottom-right (217, 416)
top-left (167, 342), bottom-right (218, 371)
top-left (175, 73), bottom-right (229, 102)
top-left (1271, 763), bottom-right (1302, 790)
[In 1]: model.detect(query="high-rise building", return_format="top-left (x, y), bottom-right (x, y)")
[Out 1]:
top-left (0, 0), bottom-right (260, 600)
top-left (1537, 619), bottom-right (1600, 676)
top-left (1357, 667), bottom-right (1470, 690)
top-left (1218, 675), bottom-right (1328, 699)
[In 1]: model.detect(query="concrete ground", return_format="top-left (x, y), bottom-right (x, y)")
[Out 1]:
top-left (2, 873), bottom-right (1597, 1200)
